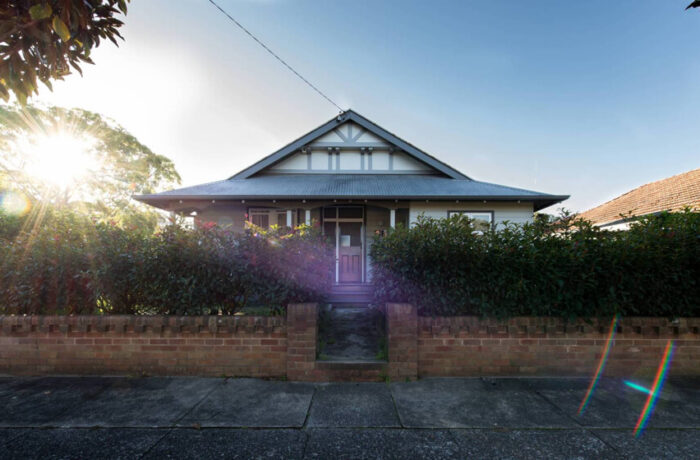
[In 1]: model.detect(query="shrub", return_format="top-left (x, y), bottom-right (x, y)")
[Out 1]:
top-left (0, 209), bottom-right (333, 315)
top-left (370, 211), bottom-right (700, 318)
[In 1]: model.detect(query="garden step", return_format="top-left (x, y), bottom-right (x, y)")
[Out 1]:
top-left (314, 360), bottom-right (388, 382)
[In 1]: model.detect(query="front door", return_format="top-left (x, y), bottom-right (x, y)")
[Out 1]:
top-left (323, 206), bottom-right (364, 284)
top-left (338, 222), bottom-right (362, 283)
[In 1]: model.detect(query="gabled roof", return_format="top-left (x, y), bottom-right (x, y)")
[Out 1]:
top-left (230, 109), bottom-right (470, 180)
top-left (134, 109), bottom-right (570, 211)
top-left (135, 174), bottom-right (569, 211)
top-left (578, 168), bottom-right (700, 225)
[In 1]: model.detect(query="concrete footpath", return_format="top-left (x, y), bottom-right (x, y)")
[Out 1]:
top-left (0, 376), bottom-right (698, 459)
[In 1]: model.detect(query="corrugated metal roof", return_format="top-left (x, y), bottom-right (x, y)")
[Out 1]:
top-left (134, 174), bottom-right (568, 211)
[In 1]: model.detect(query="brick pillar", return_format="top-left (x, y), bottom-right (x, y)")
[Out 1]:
top-left (286, 303), bottom-right (318, 381)
top-left (386, 303), bottom-right (418, 380)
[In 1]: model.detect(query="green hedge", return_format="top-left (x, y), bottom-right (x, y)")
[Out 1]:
top-left (0, 210), bottom-right (333, 315)
top-left (370, 211), bottom-right (700, 318)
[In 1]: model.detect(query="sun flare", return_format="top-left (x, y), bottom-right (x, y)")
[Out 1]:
top-left (21, 132), bottom-right (97, 189)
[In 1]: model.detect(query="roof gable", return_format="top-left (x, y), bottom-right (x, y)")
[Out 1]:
top-left (230, 110), bottom-right (469, 180)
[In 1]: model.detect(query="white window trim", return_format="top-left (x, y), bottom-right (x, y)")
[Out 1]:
top-left (447, 211), bottom-right (494, 222)
top-left (248, 208), bottom-right (296, 228)
top-left (447, 210), bottom-right (494, 233)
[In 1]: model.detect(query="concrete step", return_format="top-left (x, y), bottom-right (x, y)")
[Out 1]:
top-left (314, 360), bottom-right (388, 382)
top-left (326, 284), bottom-right (375, 303)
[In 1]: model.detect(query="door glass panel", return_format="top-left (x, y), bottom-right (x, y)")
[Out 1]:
top-left (277, 212), bottom-right (286, 227)
top-left (338, 207), bottom-right (363, 219)
top-left (339, 222), bottom-right (362, 246)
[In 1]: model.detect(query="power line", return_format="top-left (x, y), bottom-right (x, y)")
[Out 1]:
top-left (207, 0), bottom-right (345, 113)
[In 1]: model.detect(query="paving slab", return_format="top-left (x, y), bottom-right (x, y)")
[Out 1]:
top-left (592, 429), bottom-right (700, 459)
top-left (450, 428), bottom-right (619, 459)
top-left (304, 428), bottom-right (461, 459)
top-left (523, 377), bottom-right (699, 428)
top-left (0, 377), bottom-right (113, 427)
top-left (307, 383), bottom-right (400, 427)
top-left (53, 377), bottom-right (223, 427)
top-left (0, 428), bottom-right (25, 459)
top-left (0, 429), bottom-right (26, 445)
top-left (143, 428), bottom-right (306, 459)
top-left (179, 378), bottom-right (314, 427)
top-left (390, 378), bottom-right (576, 428)
top-left (1, 428), bottom-right (165, 460)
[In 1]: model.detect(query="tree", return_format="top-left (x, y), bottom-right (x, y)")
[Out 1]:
top-left (0, 104), bottom-right (180, 228)
top-left (0, 1), bottom-right (129, 103)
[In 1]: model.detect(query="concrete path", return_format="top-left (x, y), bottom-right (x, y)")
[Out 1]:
top-left (0, 376), bottom-right (698, 459)
top-left (320, 306), bottom-right (384, 361)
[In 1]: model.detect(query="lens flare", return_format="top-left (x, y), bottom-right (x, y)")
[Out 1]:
top-left (578, 315), bottom-right (619, 415)
top-left (18, 132), bottom-right (97, 189)
top-left (624, 380), bottom-right (652, 395)
top-left (634, 340), bottom-right (675, 438)
top-left (0, 191), bottom-right (31, 216)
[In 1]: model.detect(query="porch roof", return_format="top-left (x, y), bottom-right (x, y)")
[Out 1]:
top-left (134, 174), bottom-right (568, 211)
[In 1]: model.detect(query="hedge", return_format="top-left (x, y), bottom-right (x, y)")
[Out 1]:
top-left (0, 210), bottom-right (333, 315)
top-left (370, 211), bottom-right (700, 318)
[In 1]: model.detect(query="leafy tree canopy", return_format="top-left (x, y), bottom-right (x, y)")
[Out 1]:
top-left (0, 1), bottom-right (129, 103)
top-left (0, 104), bottom-right (180, 229)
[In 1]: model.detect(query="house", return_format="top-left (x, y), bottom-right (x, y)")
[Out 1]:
top-left (578, 168), bottom-right (700, 230)
top-left (135, 110), bottom-right (568, 302)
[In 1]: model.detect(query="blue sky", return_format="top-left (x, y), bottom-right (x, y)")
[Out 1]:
top-left (37, 0), bottom-right (700, 213)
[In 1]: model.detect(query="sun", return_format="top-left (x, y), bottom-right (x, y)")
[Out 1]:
top-left (22, 132), bottom-right (98, 189)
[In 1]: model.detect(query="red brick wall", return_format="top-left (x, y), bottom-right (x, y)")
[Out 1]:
top-left (387, 303), bottom-right (418, 380)
top-left (286, 303), bottom-right (318, 381)
top-left (2, 307), bottom-right (698, 380)
top-left (0, 315), bottom-right (287, 377)
top-left (417, 316), bottom-right (700, 377)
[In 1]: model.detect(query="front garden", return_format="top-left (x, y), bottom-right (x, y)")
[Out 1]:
top-left (370, 211), bottom-right (700, 318)
top-left (0, 209), bottom-right (333, 316)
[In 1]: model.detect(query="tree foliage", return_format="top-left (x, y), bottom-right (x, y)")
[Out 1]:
top-left (0, 1), bottom-right (129, 103)
top-left (0, 103), bottom-right (180, 228)
top-left (370, 211), bottom-right (700, 318)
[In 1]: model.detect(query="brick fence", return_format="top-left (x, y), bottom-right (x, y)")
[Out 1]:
top-left (417, 314), bottom-right (700, 377)
top-left (0, 304), bottom-right (698, 380)
top-left (0, 314), bottom-right (288, 377)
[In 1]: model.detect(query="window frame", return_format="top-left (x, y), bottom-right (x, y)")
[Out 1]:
top-left (247, 208), bottom-right (295, 228)
top-left (446, 210), bottom-right (495, 231)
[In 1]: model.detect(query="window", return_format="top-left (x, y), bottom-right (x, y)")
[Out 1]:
top-left (248, 208), bottom-right (294, 228)
top-left (447, 211), bottom-right (493, 232)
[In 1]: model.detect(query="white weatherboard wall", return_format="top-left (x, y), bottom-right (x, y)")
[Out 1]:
top-left (196, 204), bottom-right (248, 232)
top-left (408, 201), bottom-right (534, 227)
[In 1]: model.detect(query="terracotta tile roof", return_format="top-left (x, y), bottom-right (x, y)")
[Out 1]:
top-left (578, 168), bottom-right (700, 225)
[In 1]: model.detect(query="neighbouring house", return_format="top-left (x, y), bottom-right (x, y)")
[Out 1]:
top-left (578, 168), bottom-right (700, 230)
top-left (135, 110), bottom-right (568, 302)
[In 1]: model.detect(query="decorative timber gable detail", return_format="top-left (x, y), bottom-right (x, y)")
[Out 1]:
top-left (229, 110), bottom-right (470, 180)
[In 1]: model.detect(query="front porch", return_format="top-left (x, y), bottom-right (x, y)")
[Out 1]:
top-left (190, 200), bottom-right (410, 298)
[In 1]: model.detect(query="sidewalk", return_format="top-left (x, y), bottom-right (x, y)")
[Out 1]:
top-left (0, 376), bottom-right (698, 459)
